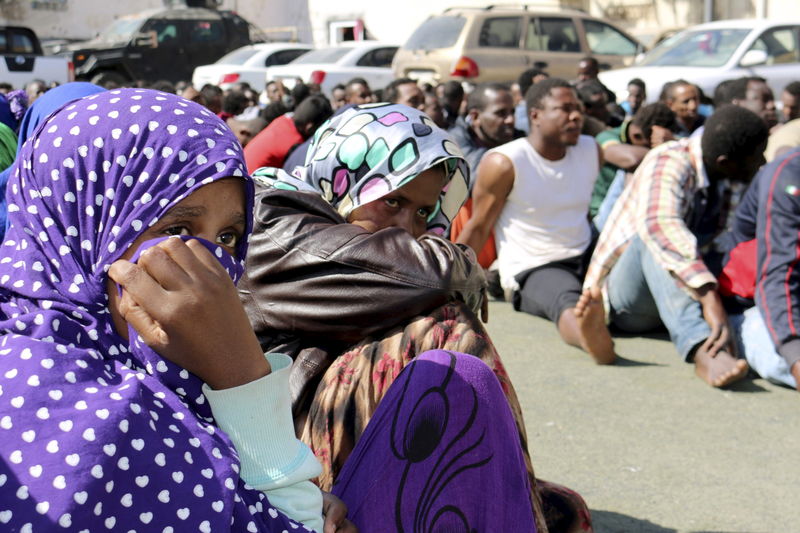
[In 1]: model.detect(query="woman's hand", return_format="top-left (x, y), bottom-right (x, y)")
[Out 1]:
top-left (108, 237), bottom-right (269, 389)
top-left (321, 491), bottom-right (358, 533)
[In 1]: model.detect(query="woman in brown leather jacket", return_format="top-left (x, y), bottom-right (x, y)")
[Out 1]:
top-left (239, 103), bottom-right (592, 533)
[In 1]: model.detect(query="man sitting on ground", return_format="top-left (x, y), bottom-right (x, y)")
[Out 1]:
top-left (584, 105), bottom-right (769, 387)
top-left (457, 78), bottom-right (615, 364)
top-left (447, 82), bottom-right (516, 176)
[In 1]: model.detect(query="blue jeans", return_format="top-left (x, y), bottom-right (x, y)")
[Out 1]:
top-left (607, 236), bottom-right (711, 360)
top-left (730, 307), bottom-right (797, 388)
top-left (592, 169), bottom-right (626, 232)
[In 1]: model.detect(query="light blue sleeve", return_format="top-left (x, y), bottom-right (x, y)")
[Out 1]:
top-left (203, 353), bottom-right (324, 532)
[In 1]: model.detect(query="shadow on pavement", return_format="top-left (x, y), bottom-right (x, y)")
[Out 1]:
top-left (591, 509), bottom-right (676, 532)
top-left (723, 378), bottom-right (769, 393)
top-left (612, 355), bottom-right (667, 367)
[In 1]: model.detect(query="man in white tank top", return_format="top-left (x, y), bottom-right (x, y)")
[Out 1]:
top-left (458, 78), bottom-right (615, 364)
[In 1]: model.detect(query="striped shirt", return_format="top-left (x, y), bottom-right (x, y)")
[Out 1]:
top-left (585, 136), bottom-right (718, 293)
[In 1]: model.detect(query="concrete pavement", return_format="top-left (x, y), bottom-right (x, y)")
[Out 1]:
top-left (483, 300), bottom-right (798, 533)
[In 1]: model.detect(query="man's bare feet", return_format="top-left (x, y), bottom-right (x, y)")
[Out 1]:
top-left (574, 287), bottom-right (615, 365)
top-left (693, 346), bottom-right (748, 387)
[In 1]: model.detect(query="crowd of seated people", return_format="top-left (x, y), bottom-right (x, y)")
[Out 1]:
top-left (0, 59), bottom-right (798, 533)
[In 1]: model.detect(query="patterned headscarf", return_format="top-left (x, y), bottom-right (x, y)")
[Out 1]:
top-left (253, 103), bottom-right (470, 235)
top-left (0, 82), bottom-right (105, 239)
top-left (0, 89), bottom-right (304, 530)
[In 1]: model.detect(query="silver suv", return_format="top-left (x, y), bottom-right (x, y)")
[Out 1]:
top-left (392, 6), bottom-right (643, 85)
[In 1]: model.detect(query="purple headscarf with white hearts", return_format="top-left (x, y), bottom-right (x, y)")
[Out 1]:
top-left (0, 89), bottom-right (307, 531)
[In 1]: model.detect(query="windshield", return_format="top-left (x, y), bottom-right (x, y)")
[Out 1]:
top-left (291, 47), bottom-right (349, 64)
top-left (216, 47), bottom-right (259, 65)
top-left (404, 16), bottom-right (466, 50)
top-left (96, 16), bottom-right (146, 43)
top-left (639, 28), bottom-right (751, 67)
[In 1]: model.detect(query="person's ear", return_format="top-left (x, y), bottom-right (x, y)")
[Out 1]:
top-left (715, 154), bottom-right (735, 175)
top-left (468, 108), bottom-right (479, 123)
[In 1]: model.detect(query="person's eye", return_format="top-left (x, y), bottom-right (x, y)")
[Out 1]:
top-left (416, 207), bottom-right (431, 219)
top-left (217, 231), bottom-right (240, 248)
top-left (384, 198), bottom-right (399, 208)
top-left (163, 225), bottom-right (190, 237)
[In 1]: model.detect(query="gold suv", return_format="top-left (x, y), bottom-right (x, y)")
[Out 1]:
top-left (392, 6), bottom-right (643, 84)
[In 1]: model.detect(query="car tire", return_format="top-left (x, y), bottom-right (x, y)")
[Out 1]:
top-left (90, 71), bottom-right (129, 89)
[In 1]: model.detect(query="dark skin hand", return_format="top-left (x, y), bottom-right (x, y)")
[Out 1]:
top-left (108, 237), bottom-right (270, 390)
top-left (696, 283), bottom-right (735, 357)
top-left (322, 491), bottom-right (358, 533)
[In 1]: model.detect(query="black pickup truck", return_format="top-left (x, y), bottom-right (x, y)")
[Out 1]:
top-left (66, 6), bottom-right (266, 86)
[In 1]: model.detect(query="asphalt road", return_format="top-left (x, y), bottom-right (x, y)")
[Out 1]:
top-left (483, 300), bottom-right (798, 533)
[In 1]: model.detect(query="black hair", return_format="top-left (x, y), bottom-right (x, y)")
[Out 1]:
top-left (713, 78), bottom-right (739, 106)
top-left (631, 102), bottom-right (677, 138)
top-left (660, 79), bottom-right (693, 102)
top-left (627, 78), bottom-right (645, 91)
top-left (441, 80), bottom-right (464, 101)
top-left (384, 78), bottom-right (417, 104)
top-left (724, 76), bottom-right (769, 103)
top-left (259, 101), bottom-right (288, 125)
top-left (293, 94), bottom-right (333, 135)
top-left (466, 82), bottom-right (510, 112)
top-left (222, 91), bottom-right (249, 115)
top-left (200, 83), bottom-right (223, 99)
top-left (174, 80), bottom-right (190, 93)
top-left (579, 56), bottom-right (598, 68)
top-left (332, 83), bottom-right (346, 93)
top-left (148, 80), bottom-right (176, 94)
top-left (525, 77), bottom-right (573, 111)
top-left (575, 79), bottom-right (607, 102)
top-left (784, 81), bottom-right (800, 98)
top-left (701, 105), bottom-right (768, 168)
top-left (291, 82), bottom-right (312, 108)
top-left (518, 68), bottom-right (548, 98)
top-left (346, 77), bottom-right (369, 89)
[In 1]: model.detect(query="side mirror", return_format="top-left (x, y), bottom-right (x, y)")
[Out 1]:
top-left (133, 32), bottom-right (156, 48)
top-left (740, 49), bottom-right (768, 67)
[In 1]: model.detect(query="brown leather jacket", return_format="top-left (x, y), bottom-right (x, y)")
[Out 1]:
top-left (239, 185), bottom-right (486, 414)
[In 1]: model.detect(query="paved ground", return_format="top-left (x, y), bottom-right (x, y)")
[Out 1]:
top-left (483, 300), bottom-right (798, 533)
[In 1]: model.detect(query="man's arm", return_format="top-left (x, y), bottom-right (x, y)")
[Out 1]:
top-left (456, 152), bottom-right (515, 253)
top-left (756, 151), bottom-right (800, 379)
top-left (603, 143), bottom-right (648, 171)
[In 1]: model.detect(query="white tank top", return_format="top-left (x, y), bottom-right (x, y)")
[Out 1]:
top-left (490, 135), bottom-right (598, 291)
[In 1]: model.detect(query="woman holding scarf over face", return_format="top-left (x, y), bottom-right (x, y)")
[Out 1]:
top-left (0, 90), bottom-right (536, 531)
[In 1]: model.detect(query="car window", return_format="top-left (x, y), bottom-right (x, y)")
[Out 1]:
top-left (265, 49), bottom-right (310, 67)
top-left (292, 47), bottom-right (350, 64)
top-left (217, 47), bottom-right (259, 65)
top-left (747, 26), bottom-right (800, 65)
top-left (355, 47), bottom-right (398, 67)
top-left (141, 20), bottom-right (180, 46)
top-left (97, 16), bottom-right (146, 44)
top-left (639, 28), bottom-right (750, 67)
top-left (9, 32), bottom-right (36, 54)
top-left (583, 20), bottom-right (637, 55)
top-left (479, 17), bottom-right (522, 48)
top-left (528, 17), bottom-right (580, 52)
top-left (189, 20), bottom-right (224, 43)
top-left (404, 16), bottom-right (466, 50)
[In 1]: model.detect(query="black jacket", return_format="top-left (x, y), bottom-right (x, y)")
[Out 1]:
top-left (239, 185), bottom-right (486, 413)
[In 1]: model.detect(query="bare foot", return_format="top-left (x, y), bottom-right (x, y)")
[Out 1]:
top-left (574, 287), bottom-right (615, 365)
top-left (693, 347), bottom-right (748, 387)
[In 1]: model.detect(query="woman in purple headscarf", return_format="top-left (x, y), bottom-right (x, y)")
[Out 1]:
top-left (0, 88), bottom-right (536, 531)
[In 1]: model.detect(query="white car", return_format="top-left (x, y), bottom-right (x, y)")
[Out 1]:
top-left (266, 41), bottom-right (399, 96)
top-left (600, 19), bottom-right (800, 105)
top-left (192, 42), bottom-right (312, 90)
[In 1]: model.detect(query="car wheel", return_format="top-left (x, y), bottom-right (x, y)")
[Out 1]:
top-left (90, 71), bottom-right (129, 89)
